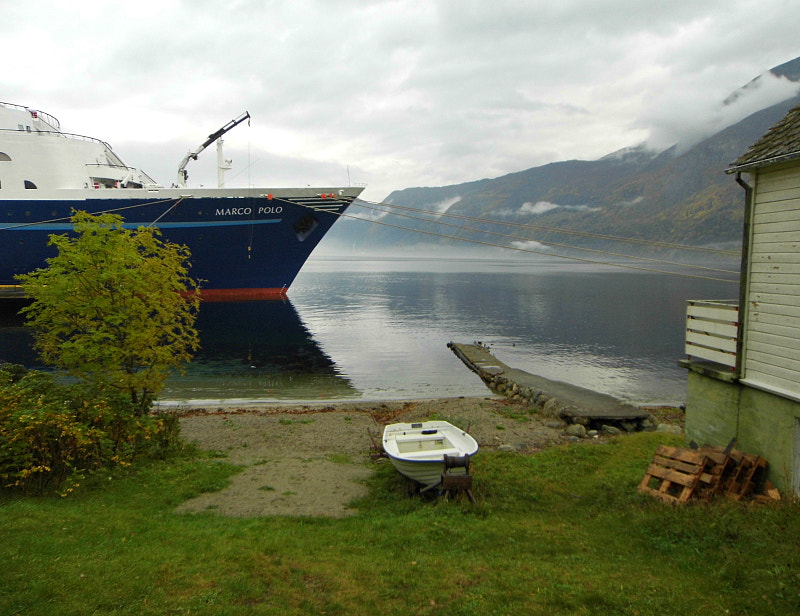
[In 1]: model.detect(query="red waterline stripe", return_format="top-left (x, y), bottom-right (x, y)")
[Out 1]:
top-left (184, 288), bottom-right (288, 302)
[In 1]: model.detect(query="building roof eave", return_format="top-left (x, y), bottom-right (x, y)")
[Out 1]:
top-left (726, 149), bottom-right (800, 174)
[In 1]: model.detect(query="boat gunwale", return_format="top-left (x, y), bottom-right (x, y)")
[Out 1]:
top-left (382, 420), bottom-right (478, 463)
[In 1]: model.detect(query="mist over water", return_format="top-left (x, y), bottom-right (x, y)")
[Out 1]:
top-left (0, 257), bottom-right (738, 406)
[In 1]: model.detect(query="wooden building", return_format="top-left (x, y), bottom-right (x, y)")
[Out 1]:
top-left (682, 101), bottom-right (800, 496)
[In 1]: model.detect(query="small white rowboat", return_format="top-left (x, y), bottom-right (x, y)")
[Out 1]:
top-left (382, 420), bottom-right (479, 489)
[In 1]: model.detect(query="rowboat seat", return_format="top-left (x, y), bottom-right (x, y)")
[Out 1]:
top-left (396, 447), bottom-right (463, 460)
top-left (393, 433), bottom-right (447, 443)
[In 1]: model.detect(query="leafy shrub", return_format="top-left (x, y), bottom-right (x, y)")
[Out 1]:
top-left (0, 364), bottom-right (181, 494)
top-left (17, 211), bottom-right (199, 415)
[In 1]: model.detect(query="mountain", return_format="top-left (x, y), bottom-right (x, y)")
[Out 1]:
top-left (326, 58), bottom-right (800, 257)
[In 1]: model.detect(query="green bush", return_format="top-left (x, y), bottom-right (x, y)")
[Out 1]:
top-left (0, 364), bottom-right (181, 495)
top-left (17, 211), bottom-right (199, 415)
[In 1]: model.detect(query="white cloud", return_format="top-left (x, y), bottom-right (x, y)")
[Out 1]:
top-left (510, 240), bottom-right (552, 252)
top-left (642, 72), bottom-right (800, 152)
top-left (3, 1), bottom-right (800, 200)
top-left (521, 202), bottom-right (561, 216)
top-left (432, 196), bottom-right (462, 214)
top-left (519, 202), bottom-right (602, 215)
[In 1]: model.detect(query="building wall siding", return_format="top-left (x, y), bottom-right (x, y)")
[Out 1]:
top-left (742, 164), bottom-right (800, 396)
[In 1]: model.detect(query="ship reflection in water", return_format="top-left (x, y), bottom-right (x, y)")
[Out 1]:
top-left (0, 299), bottom-right (38, 368)
top-left (0, 298), bottom-right (359, 403)
top-left (159, 300), bottom-right (358, 403)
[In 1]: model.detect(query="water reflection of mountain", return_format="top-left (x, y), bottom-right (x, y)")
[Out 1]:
top-left (161, 300), bottom-right (358, 402)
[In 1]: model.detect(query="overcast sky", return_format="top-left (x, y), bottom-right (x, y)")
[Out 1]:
top-left (4, 0), bottom-right (800, 200)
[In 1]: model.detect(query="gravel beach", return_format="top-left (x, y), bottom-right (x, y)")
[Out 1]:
top-left (172, 396), bottom-right (570, 518)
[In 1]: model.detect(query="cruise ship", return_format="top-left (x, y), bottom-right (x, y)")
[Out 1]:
top-left (0, 102), bottom-right (364, 300)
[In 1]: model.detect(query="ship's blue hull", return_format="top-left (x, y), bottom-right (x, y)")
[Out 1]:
top-left (0, 192), bottom-right (355, 299)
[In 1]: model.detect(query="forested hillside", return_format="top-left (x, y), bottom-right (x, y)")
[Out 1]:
top-left (328, 58), bottom-right (800, 256)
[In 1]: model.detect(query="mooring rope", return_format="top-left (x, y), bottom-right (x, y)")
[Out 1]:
top-left (147, 197), bottom-right (186, 228)
top-left (0, 197), bottom-right (185, 231)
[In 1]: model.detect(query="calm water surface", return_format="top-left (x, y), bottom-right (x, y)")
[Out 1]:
top-left (0, 258), bottom-right (739, 406)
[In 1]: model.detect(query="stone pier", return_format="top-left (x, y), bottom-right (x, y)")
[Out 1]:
top-left (448, 342), bottom-right (655, 432)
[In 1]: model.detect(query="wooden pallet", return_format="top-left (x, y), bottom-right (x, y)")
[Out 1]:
top-left (698, 445), bottom-right (767, 500)
top-left (639, 444), bottom-right (770, 503)
top-left (638, 445), bottom-right (715, 503)
top-left (693, 447), bottom-right (733, 499)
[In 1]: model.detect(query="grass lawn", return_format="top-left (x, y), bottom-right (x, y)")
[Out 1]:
top-left (1, 430), bottom-right (798, 615)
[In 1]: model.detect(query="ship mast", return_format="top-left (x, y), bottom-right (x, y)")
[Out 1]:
top-left (176, 111), bottom-right (250, 188)
top-left (217, 139), bottom-right (233, 188)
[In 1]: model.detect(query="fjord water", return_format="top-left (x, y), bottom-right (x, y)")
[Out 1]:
top-left (163, 257), bottom-right (738, 406)
top-left (0, 257), bottom-right (738, 406)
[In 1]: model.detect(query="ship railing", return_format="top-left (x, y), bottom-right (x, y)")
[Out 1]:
top-left (86, 163), bottom-right (159, 187)
top-left (0, 101), bottom-right (60, 130)
top-left (0, 126), bottom-right (114, 149)
top-left (685, 299), bottom-right (740, 370)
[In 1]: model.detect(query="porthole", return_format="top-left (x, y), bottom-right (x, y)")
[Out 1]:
top-left (24, 181), bottom-right (37, 189)
top-left (0, 152), bottom-right (10, 162)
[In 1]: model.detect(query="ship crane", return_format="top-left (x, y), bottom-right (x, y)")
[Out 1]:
top-left (176, 111), bottom-right (250, 188)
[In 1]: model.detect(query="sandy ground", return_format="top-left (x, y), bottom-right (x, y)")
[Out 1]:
top-left (172, 396), bottom-right (569, 518)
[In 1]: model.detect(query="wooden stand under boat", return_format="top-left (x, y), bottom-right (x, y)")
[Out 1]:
top-left (382, 421), bottom-right (479, 497)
